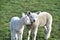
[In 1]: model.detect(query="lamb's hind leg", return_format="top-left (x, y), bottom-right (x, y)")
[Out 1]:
top-left (44, 26), bottom-right (48, 40)
top-left (11, 31), bottom-right (13, 40)
top-left (44, 21), bottom-right (52, 40)
top-left (45, 25), bottom-right (52, 40)
top-left (12, 30), bottom-right (18, 40)
top-left (32, 26), bottom-right (38, 40)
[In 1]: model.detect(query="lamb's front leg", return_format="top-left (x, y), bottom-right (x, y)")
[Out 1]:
top-left (18, 32), bottom-right (23, 40)
top-left (18, 26), bottom-right (24, 40)
top-left (32, 26), bottom-right (38, 40)
top-left (27, 29), bottom-right (31, 40)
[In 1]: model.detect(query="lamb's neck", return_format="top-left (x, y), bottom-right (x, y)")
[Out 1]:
top-left (20, 17), bottom-right (25, 24)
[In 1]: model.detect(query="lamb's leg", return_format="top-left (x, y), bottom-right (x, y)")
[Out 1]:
top-left (18, 32), bottom-right (22, 40)
top-left (12, 30), bottom-right (18, 40)
top-left (11, 31), bottom-right (13, 40)
top-left (32, 26), bottom-right (38, 40)
top-left (44, 26), bottom-right (48, 40)
top-left (45, 17), bottom-right (52, 40)
top-left (15, 32), bottom-right (18, 40)
top-left (10, 27), bottom-right (14, 40)
top-left (27, 29), bottom-right (31, 40)
top-left (44, 24), bottom-right (52, 40)
top-left (18, 26), bottom-right (24, 40)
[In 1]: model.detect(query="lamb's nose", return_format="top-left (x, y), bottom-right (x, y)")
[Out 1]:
top-left (33, 20), bottom-right (35, 22)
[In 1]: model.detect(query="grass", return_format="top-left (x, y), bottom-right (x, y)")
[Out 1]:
top-left (0, 0), bottom-right (60, 40)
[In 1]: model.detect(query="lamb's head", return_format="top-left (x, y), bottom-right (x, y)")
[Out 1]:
top-left (27, 11), bottom-right (39, 23)
top-left (22, 12), bottom-right (31, 25)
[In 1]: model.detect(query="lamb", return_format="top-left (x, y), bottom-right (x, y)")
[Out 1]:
top-left (10, 13), bottom-right (31, 40)
top-left (26, 11), bottom-right (52, 40)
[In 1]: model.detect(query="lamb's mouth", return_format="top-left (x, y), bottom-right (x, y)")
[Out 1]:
top-left (26, 21), bottom-right (34, 26)
top-left (26, 23), bottom-right (33, 26)
top-left (26, 24), bottom-right (31, 26)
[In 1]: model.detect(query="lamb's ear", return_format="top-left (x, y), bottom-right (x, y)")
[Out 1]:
top-left (27, 11), bottom-right (31, 16)
top-left (25, 15), bottom-right (28, 19)
top-left (22, 12), bottom-right (26, 17)
top-left (36, 11), bottom-right (41, 14)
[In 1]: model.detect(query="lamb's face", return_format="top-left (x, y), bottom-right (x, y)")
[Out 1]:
top-left (22, 12), bottom-right (31, 25)
top-left (27, 12), bottom-right (38, 23)
top-left (24, 15), bottom-right (31, 25)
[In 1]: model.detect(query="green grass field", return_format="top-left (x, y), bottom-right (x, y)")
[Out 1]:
top-left (0, 0), bottom-right (60, 40)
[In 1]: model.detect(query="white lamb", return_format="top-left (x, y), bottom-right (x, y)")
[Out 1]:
top-left (26, 11), bottom-right (52, 40)
top-left (10, 13), bottom-right (31, 40)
